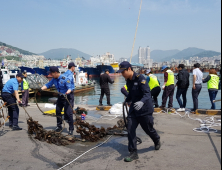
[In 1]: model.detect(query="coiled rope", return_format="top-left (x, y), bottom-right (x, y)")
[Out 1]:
top-left (159, 108), bottom-right (221, 133)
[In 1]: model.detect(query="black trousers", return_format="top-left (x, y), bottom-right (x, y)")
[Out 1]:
top-left (0, 83), bottom-right (3, 93)
top-left (99, 88), bottom-right (111, 105)
top-left (56, 93), bottom-right (74, 131)
top-left (127, 115), bottom-right (160, 153)
top-left (192, 84), bottom-right (202, 111)
top-left (1, 92), bottom-right (19, 126)
top-left (161, 85), bottom-right (175, 108)
top-left (176, 88), bottom-right (188, 108)
top-left (151, 87), bottom-right (161, 107)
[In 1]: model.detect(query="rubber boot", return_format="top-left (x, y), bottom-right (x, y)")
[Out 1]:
top-left (124, 152), bottom-right (139, 162)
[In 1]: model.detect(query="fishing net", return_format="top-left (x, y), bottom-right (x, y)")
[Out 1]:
top-left (26, 74), bottom-right (49, 89)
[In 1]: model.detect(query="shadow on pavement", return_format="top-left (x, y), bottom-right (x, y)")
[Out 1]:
top-left (207, 133), bottom-right (221, 165)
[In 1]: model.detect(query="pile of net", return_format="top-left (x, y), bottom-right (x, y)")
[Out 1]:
top-left (27, 117), bottom-right (75, 146)
top-left (74, 117), bottom-right (126, 142)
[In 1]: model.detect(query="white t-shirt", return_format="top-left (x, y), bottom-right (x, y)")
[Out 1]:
top-left (193, 68), bottom-right (203, 84)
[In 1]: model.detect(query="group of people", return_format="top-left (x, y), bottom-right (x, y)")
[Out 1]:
top-left (1, 62), bottom-right (76, 135)
top-left (1, 60), bottom-right (220, 163)
top-left (117, 61), bottom-right (221, 162)
top-left (121, 63), bottom-right (220, 112)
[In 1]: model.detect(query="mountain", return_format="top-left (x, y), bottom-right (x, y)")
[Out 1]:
top-left (130, 55), bottom-right (138, 63)
top-left (0, 41), bottom-right (36, 55)
top-left (150, 49), bottom-right (180, 62)
top-left (129, 49), bottom-right (180, 63)
top-left (163, 47), bottom-right (206, 61)
top-left (40, 48), bottom-right (92, 60)
top-left (185, 50), bottom-right (221, 59)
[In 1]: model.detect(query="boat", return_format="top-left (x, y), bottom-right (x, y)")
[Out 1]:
top-left (19, 66), bottom-right (48, 76)
top-left (79, 64), bottom-right (117, 77)
top-left (110, 62), bottom-right (119, 72)
top-left (1, 68), bottom-right (19, 85)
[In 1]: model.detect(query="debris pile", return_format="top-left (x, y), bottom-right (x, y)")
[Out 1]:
top-left (27, 117), bottom-right (75, 146)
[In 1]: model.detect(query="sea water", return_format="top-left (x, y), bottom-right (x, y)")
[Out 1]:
top-left (37, 73), bottom-right (221, 110)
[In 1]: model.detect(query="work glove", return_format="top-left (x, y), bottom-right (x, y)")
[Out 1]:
top-left (134, 101), bottom-right (144, 111)
top-left (162, 85), bottom-right (165, 90)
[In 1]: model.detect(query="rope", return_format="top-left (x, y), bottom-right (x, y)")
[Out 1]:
top-left (0, 101), bottom-right (31, 130)
top-left (123, 102), bottom-right (142, 145)
top-left (130, 0), bottom-right (143, 63)
top-left (57, 135), bottom-right (113, 170)
top-left (39, 90), bottom-right (78, 117)
top-left (34, 90), bottom-right (66, 134)
top-left (158, 109), bottom-right (221, 133)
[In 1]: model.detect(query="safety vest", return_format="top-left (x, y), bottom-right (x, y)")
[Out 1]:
top-left (124, 85), bottom-right (129, 92)
top-left (165, 70), bottom-right (175, 87)
top-left (23, 79), bottom-right (29, 90)
top-left (208, 74), bottom-right (219, 89)
top-left (149, 74), bottom-right (160, 90)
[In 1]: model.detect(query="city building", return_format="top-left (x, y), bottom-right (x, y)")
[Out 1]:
top-left (119, 58), bottom-right (128, 63)
top-left (138, 46), bottom-right (153, 68)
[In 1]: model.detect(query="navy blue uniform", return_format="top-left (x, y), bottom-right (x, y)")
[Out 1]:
top-left (2, 78), bottom-right (20, 127)
top-left (125, 72), bottom-right (160, 153)
top-left (45, 75), bottom-right (74, 131)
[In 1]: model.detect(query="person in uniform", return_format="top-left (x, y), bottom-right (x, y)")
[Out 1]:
top-left (99, 69), bottom-right (114, 106)
top-left (117, 61), bottom-right (161, 162)
top-left (145, 69), bottom-right (161, 108)
top-left (1, 73), bottom-right (24, 130)
top-left (21, 71), bottom-right (30, 107)
top-left (63, 62), bottom-right (76, 122)
top-left (41, 67), bottom-right (75, 135)
top-left (160, 66), bottom-right (175, 110)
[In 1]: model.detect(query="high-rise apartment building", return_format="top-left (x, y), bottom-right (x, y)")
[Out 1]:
top-left (138, 46), bottom-right (152, 68)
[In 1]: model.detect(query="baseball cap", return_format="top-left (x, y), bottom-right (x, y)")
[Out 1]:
top-left (161, 65), bottom-right (168, 71)
top-left (16, 73), bottom-right (25, 78)
top-left (145, 69), bottom-right (151, 74)
top-left (68, 62), bottom-right (76, 67)
top-left (49, 66), bottom-right (59, 73)
top-left (117, 61), bottom-right (132, 73)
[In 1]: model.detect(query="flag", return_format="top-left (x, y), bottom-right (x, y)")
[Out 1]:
top-left (1, 59), bottom-right (4, 66)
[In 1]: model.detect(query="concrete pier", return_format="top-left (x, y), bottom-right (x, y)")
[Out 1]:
top-left (0, 103), bottom-right (221, 170)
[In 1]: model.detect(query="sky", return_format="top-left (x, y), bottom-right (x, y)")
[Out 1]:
top-left (0, 0), bottom-right (221, 59)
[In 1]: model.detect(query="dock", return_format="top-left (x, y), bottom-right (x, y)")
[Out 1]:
top-left (0, 103), bottom-right (221, 170)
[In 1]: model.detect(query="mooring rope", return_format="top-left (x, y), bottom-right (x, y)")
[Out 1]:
top-left (57, 135), bottom-right (113, 170)
top-left (158, 109), bottom-right (221, 133)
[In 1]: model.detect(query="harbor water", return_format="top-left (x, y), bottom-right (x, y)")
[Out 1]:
top-left (36, 73), bottom-right (221, 110)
